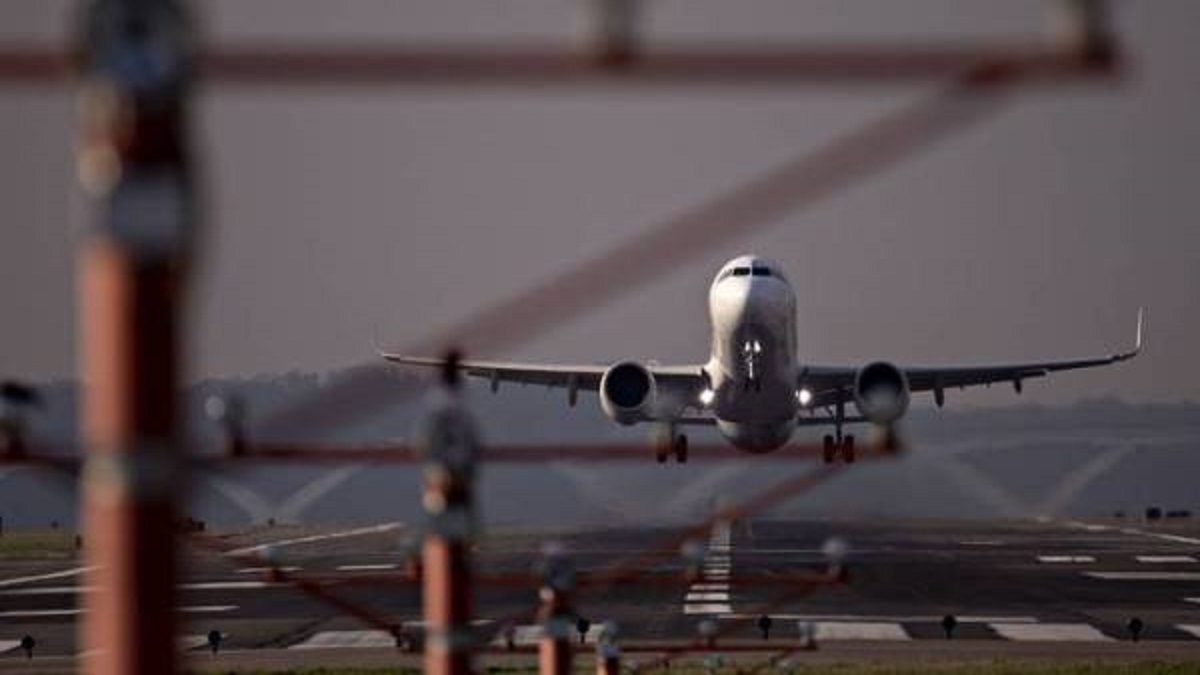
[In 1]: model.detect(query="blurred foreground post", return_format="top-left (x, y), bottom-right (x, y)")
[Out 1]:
top-left (77, 1), bottom-right (196, 674)
top-left (538, 545), bottom-right (575, 675)
top-left (420, 355), bottom-right (479, 675)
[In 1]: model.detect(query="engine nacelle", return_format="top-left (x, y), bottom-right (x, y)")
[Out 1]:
top-left (599, 361), bottom-right (656, 426)
top-left (853, 361), bottom-right (910, 425)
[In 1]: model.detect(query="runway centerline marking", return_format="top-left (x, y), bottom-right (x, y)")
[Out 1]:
top-left (990, 622), bottom-right (1112, 642)
top-left (336, 564), bottom-right (399, 572)
top-left (237, 566), bottom-right (300, 574)
top-left (1177, 625), bottom-right (1200, 639)
top-left (1037, 555), bottom-right (1096, 563)
top-left (721, 614), bottom-right (1038, 624)
top-left (225, 522), bottom-right (404, 556)
top-left (1085, 571), bottom-right (1200, 581)
top-left (1136, 555), bottom-right (1197, 564)
top-left (0, 566), bottom-right (96, 589)
top-left (0, 640), bottom-right (21, 655)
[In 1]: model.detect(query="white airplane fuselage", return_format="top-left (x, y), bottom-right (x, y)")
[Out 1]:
top-left (704, 255), bottom-right (800, 452)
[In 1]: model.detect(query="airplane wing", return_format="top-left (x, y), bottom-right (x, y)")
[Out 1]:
top-left (379, 353), bottom-right (707, 410)
top-left (799, 309), bottom-right (1144, 408)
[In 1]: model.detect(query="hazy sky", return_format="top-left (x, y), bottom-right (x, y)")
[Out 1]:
top-left (1, 1), bottom-right (1198, 406)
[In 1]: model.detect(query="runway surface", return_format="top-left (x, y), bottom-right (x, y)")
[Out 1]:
top-left (2, 517), bottom-right (1199, 666)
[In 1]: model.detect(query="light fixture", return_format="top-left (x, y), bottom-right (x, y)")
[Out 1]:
top-left (797, 388), bottom-right (813, 406)
top-left (699, 389), bottom-right (715, 406)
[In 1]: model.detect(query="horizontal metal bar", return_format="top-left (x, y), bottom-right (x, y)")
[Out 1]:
top-left (0, 42), bottom-right (1116, 86)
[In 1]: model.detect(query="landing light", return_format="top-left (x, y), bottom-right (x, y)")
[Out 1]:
top-left (699, 389), bottom-right (715, 406)
top-left (797, 388), bottom-right (813, 406)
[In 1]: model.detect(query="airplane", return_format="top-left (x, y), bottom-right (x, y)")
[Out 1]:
top-left (381, 254), bottom-right (1143, 464)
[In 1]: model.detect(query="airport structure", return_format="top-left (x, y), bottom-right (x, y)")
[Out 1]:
top-left (0, 2), bottom-right (1159, 674)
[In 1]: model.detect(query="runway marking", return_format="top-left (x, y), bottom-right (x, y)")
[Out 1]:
top-left (721, 614), bottom-right (1037, 624)
top-left (1184, 597), bottom-right (1200, 605)
top-left (990, 622), bottom-right (1112, 642)
top-left (685, 592), bottom-right (730, 602)
top-left (180, 580), bottom-right (280, 590)
top-left (1085, 571), bottom-right (1200, 581)
top-left (0, 609), bottom-right (83, 618)
top-left (500, 624), bottom-right (605, 646)
top-left (1177, 625), bottom-right (1200, 639)
top-left (684, 523), bottom-right (734, 615)
top-left (179, 635), bottom-right (211, 652)
top-left (181, 605), bottom-right (239, 613)
top-left (0, 640), bottom-right (21, 654)
top-left (1037, 555), bottom-right (1096, 563)
top-left (683, 603), bottom-right (733, 615)
top-left (1136, 555), bottom-right (1197, 563)
top-left (0, 585), bottom-right (96, 596)
top-left (1, 581), bottom-right (276, 595)
top-left (960, 540), bottom-right (1003, 546)
top-left (225, 522), bottom-right (404, 556)
top-left (0, 606), bottom-right (237, 619)
top-left (290, 630), bottom-right (396, 649)
top-left (813, 622), bottom-right (910, 641)
top-left (1071, 520), bottom-right (1200, 546)
top-left (336, 564), bottom-right (399, 572)
top-left (237, 566), bottom-right (301, 574)
top-left (0, 566), bottom-right (96, 589)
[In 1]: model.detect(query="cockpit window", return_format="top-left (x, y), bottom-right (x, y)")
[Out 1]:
top-left (751, 266), bottom-right (772, 277)
top-left (732, 267), bottom-right (751, 277)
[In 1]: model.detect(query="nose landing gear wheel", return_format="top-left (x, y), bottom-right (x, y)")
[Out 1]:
top-left (655, 444), bottom-right (669, 463)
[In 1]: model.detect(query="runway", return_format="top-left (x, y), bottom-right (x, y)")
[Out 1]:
top-left (2, 517), bottom-right (1199, 667)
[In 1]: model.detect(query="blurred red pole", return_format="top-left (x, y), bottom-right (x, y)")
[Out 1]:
top-left (419, 363), bottom-right (479, 675)
top-left (77, 2), bottom-right (196, 675)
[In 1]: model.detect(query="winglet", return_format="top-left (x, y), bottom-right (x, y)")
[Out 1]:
top-left (1118, 308), bottom-right (1145, 361)
top-left (1134, 307), bottom-right (1145, 354)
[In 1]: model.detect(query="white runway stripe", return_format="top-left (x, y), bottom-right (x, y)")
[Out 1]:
top-left (0, 566), bottom-right (95, 589)
top-left (721, 614), bottom-right (1037, 624)
top-left (0, 640), bottom-right (22, 654)
top-left (2, 581), bottom-right (275, 594)
top-left (498, 624), bottom-right (605, 646)
top-left (0, 585), bottom-right (96, 596)
top-left (1085, 571), bottom-right (1200, 581)
top-left (178, 635), bottom-right (211, 651)
top-left (990, 622), bottom-right (1112, 642)
top-left (683, 603), bottom-right (733, 615)
top-left (814, 622), bottom-right (910, 641)
top-left (237, 566), bottom-right (300, 574)
top-left (1037, 555), bottom-right (1095, 563)
top-left (180, 581), bottom-right (279, 590)
top-left (691, 583), bottom-right (729, 591)
top-left (290, 630), bottom-right (396, 649)
top-left (1177, 625), bottom-right (1200, 639)
top-left (1136, 555), bottom-right (1197, 563)
top-left (1184, 597), bottom-right (1200, 605)
top-left (226, 522), bottom-right (404, 556)
top-left (685, 592), bottom-right (729, 602)
top-left (0, 605), bottom-right (237, 619)
top-left (336, 564), bottom-right (399, 572)
top-left (0, 609), bottom-right (82, 618)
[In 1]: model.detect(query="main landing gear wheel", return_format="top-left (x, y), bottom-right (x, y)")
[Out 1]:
top-left (674, 434), bottom-right (689, 464)
top-left (841, 434), bottom-right (856, 464)
top-left (655, 443), bottom-right (669, 464)
top-left (822, 435), bottom-right (836, 464)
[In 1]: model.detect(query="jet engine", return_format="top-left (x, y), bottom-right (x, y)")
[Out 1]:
top-left (853, 361), bottom-right (910, 424)
top-left (599, 361), bottom-right (656, 426)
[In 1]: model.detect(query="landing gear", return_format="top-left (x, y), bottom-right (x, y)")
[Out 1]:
top-left (674, 434), bottom-right (689, 464)
top-left (654, 426), bottom-right (688, 464)
top-left (822, 422), bottom-right (856, 464)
